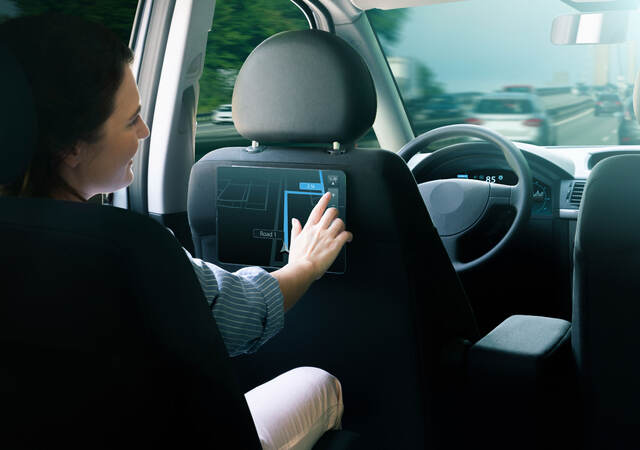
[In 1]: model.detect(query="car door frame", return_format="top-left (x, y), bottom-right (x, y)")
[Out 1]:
top-left (113, 0), bottom-right (214, 252)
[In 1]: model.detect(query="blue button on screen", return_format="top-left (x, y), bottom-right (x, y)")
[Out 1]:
top-left (299, 182), bottom-right (323, 191)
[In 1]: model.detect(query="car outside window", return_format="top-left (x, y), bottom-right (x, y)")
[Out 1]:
top-left (625, 99), bottom-right (636, 121)
top-left (475, 99), bottom-right (534, 114)
top-left (598, 94), bottom-right (620, 102)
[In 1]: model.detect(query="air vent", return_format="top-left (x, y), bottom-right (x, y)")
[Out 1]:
top-left (569, 181), bottom-right (586, 206)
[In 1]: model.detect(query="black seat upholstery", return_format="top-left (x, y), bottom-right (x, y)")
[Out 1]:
top-left (0, 42), bottom-right (266, 449)
top-left (0, 198), bottom-right (264, 448)
top-left (573, 154), bottom-right (640, 449)
top-left (188, 29), bottom-right (480, 449)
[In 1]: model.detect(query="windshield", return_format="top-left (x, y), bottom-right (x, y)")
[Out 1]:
top-left (369, 1), bottom-right (640, 147)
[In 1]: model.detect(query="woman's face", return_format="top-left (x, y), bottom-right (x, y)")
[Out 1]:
top-left (59, 64), bottom-right (149, 200)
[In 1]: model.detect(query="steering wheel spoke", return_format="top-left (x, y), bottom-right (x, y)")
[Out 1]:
top-left (439, 230), bottom-right (471, 271)
top-left (488, 183), bottom-right (517, 208)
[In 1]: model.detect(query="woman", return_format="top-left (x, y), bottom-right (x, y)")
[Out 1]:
top-left (0, 13), bottom-right (352, 449)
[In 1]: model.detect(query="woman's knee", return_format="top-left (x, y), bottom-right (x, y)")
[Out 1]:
top-left (244, 366), bottom-right (344, 449)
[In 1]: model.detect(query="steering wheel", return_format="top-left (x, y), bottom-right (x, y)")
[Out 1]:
top-left (398, 124), bottom-right (533, 272)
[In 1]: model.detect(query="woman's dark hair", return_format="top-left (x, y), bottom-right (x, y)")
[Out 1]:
top-left (0, 14), bottom-right (133, 199)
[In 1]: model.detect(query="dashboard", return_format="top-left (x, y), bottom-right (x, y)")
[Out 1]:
top-left (405, 141), bottom-right (640, 333)
top-left (407, 142), bottom-right (640, 220)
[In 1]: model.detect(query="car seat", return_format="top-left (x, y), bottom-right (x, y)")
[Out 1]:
top-left (188, 29), bottom-right (578, 450)
top-left (571, 72), bottom-right (640, 448)
top-left (0, 42), bottom-right (359, 450)
top-left (188, 29), bottom-right (481, 449)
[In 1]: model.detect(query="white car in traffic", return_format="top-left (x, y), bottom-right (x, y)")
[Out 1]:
top-left (211, 104), bottom-right (233, 124)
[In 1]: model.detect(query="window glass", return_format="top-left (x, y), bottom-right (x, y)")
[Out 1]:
top-left (195, 0), bottom-right (308, 162)
top-left (369, 1), bottom-right (640, 148)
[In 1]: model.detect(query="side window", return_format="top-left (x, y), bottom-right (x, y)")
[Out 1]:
top-left (0, 1), bottom-right (137, 45)
top-left (195, 0), bottom-right (308, 162)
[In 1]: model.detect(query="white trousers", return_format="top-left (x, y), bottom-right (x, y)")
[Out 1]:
top-left (244, 367), bottom-right (344, 450)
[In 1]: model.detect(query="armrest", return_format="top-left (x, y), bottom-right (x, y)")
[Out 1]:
top-left (465, 315), bottom-right (574, 450)
top-left (468, 314), bottom-right (571, 384)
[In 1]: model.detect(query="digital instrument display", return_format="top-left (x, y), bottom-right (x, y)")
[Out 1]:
top-left (455, 170), bottom-right (518, 185)
top-left (216, 166), bottom-right (347, 273)
top-left (453, 169), bottom-right (551, 215)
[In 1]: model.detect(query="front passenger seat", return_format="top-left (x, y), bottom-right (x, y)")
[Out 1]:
top-left (572, 153), bottom-right (640, 446)
top-left (571, 72), bottom-right (640, 450)
top-left (189, 29), bottom-right (579, 450)
top-left (188, 29), bottom-right (481, 449)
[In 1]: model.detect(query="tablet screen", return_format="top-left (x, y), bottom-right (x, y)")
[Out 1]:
top-left (216, 166), bottom-right (346, 273)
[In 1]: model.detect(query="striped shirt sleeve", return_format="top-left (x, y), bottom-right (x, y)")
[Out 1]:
top-left (182, 248), bottom-right (285, 357)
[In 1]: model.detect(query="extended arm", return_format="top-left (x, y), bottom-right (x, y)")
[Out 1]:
top-left (179, 191), bottom-right (352, 356)
top-left (185, 250), bottom-right (284, 357)
top-left (272, 191), bottom-right (352, 312)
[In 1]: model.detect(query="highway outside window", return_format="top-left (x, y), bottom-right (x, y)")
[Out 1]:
top-left (370, 0), bottom-right (640, 150)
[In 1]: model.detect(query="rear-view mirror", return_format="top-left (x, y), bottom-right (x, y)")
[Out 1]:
top-left (551, 11), bottom-right (629, 44)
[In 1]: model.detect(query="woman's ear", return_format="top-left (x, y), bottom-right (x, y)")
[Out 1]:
top-left (60, 142), bottom-right (88, 169)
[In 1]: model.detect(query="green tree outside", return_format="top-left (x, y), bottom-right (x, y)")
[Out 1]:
top-left (199, 0), bottom-right (307, 114)
top-left (2, 1), bottom-right (432, 116)
top-left (367, 8), bottom-right (408, 45)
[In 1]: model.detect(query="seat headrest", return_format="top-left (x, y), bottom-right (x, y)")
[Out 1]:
top-left (232, 30), bottom-right (377, 146)
top-left (0, 44), bottom-right (37, 185)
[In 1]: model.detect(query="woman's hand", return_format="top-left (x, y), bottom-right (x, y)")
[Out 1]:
top-left (288, 191), bottom-right (353, 280)
top-left (271, 191), bottom-right (353, 312)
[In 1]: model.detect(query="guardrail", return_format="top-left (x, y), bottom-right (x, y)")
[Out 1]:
top-left (544, 96), bottom-right (594, 121)
top-left (535, 86), bottom-right (572, 96)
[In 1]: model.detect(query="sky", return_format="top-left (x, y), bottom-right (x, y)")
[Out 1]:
top-left (379, 0), bottom-right (640, 94)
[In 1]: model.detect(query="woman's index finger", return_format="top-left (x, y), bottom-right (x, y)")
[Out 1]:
top-left (306, 191), bottom-right (331, 226)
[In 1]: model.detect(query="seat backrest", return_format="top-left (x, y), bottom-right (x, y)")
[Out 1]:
top-left (0, 45), bottom-right (260, 449)
top-left (188, 29), bottom-right (479, 449)
top-left (1, 198), bottom-right (263, 449)
top-left (572, 154), bottom-right (640, 448)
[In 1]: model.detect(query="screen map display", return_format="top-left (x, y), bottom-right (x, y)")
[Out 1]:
top-left (216, 166), bottom-right (347, 273)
